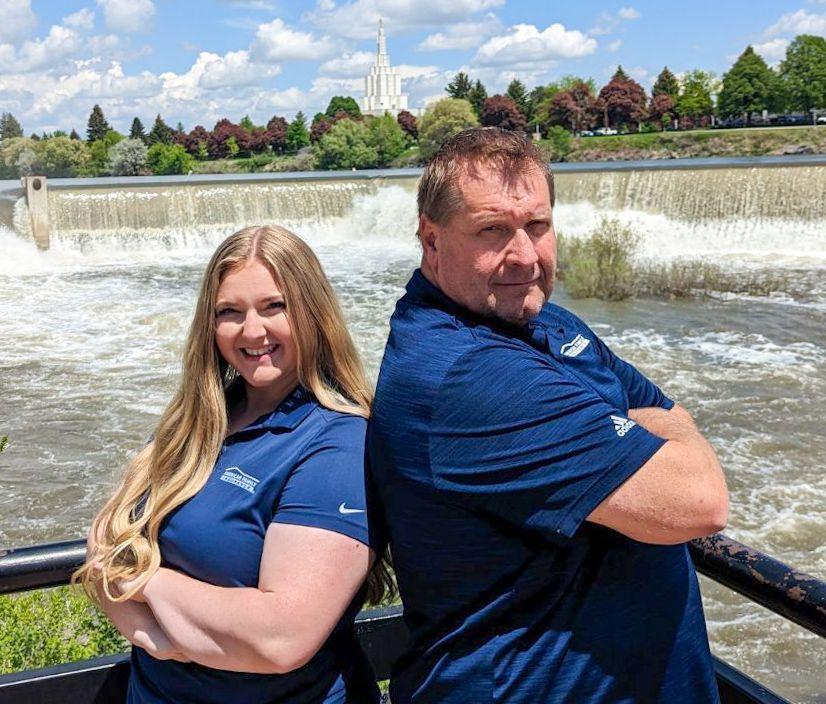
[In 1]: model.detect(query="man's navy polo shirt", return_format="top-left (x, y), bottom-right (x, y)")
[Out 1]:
top-left (129, 386), bottom-right (379, 704)
top-left (368, 270), bottom-right (719, 704)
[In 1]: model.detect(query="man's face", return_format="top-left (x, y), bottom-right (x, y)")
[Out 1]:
top-left (420, 164), bottom-right (556, 325)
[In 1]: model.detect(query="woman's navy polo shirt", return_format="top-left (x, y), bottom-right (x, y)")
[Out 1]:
top-left (128, 386), bottom-right (379, 704)
top-left (369, 270), bottom-right (719, 704)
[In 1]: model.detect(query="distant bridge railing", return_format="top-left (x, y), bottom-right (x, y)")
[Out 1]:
top-left (1, 532), bottom-right (824, 704)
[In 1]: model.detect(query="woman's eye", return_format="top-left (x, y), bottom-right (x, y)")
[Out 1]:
top-left (216, 308), bottom-right (234, 317)
top-left (267, 301), bottom-right (285, 311)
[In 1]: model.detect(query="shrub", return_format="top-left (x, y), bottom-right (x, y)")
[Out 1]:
top-left (562, 217), bottom-right (639, 300)
top-left (147, 143), bottom-right (193, 175)
top-left (541, 126), bottom-right (572, 162)
top-left (32, 137), bottom-right (91, 177)
top-left (313, 119), bottom-right (378, 169)
top-left (15, 148), bottom-right (36, 176)
top-left (417, 99), bottom-right (479, 160)
top-left (108, 138), bottom-right (148, 176)
top-left (0, 137), bottom-right (35, 177)
top-left (83, 131), bottom-right (124, 176)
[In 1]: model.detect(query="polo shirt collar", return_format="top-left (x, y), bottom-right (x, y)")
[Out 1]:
top-left (236, 384), bottom-right (316, 434)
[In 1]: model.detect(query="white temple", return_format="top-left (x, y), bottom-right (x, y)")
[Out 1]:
top-left (361, 20), bottom-right (410, 117)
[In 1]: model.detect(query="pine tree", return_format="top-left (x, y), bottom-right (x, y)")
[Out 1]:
top-left (130, 117), bottom-right (147, 144)
top-left (86, 104), bottom-right (111, 143)
top-left (69, 129), bottom-right (80, 140)
top-left (446, 72), bottom-right (473, 100)
top-left (286, 112), bottom-right (310, 153)
top-left (467, 80), bottom-right (488, 118)
top-left (506, 79), bottom-right (530, 119)
top-left (148, 114), bottom-right (174, 145)
top-left (0, 112), bottom-right (23, 141)
top-left (652, 67), bottom-right (680, 101)
top-left (240, 115), bottom-right (255, 130)
top-left (718, 46), bottom-right (783, 122)
top-left (176, 122), bottom-right (185, 133)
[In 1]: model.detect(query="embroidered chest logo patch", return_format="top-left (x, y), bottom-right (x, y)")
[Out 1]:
top-left (561, 334), bottom-right (590, 358)
top-left (219, 466), bottom-right (260, 493)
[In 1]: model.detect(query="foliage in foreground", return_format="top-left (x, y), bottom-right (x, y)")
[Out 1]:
top-left (0, 587), bottom-right (127, 674)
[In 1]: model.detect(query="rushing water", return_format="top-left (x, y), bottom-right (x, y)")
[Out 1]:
top-left (1, 176), bottom-right (825, 702)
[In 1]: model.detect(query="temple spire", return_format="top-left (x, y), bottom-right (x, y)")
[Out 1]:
top-left (377, 18), bottom-right (388, 67)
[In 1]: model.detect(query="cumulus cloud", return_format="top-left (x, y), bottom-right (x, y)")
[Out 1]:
top-left (474, 23), bottom-right (597, 67)
top-left (63, 9), bottom-right (96, 31)
top-left (608, 39), bottom-right (622, 52)
top-left (754, 38), bottom-right (790, 62)
top-left (0, 0), bottom-right (37, 43)
top-left (251, 18), bottom-right (336, 62)
top-left (97, 0), bottom-right (155, 34)
top-left (765, 9), bottom-right (826, 36)
top-left (0, 24), bottom-right (84, 73)
top-left (618, 7), bottom-right (640, 20)
top-left (305, 0), bottom-right (505, 40)
top-left (417, 14), bottom-right (503, 51)
top-left (318, 51), bottom-right (374, 76)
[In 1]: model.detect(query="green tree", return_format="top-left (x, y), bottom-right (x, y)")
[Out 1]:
top-left (367, 114), bottom-right (407, 166)
top-left (506, 79), bottom-right (530, 118)
top-left (147, 114), bottom-right (174, 145)
top-left (467, 79), bottom-right (488, 118)
top-left (146, 143), bottom-right (193, 175)
top-left (108, 138), bottom-right (148, 176)
top-left (780, 34), bottom-right (826, 114)
top-left (676, 70), bottom-right (716, 121)
top-left (313, 119), bottom-right (379, 169)
top-left (85, 130), bottom-right (124, 175)
top-left (543, 125), bottom-right (572, 162)
top-left (0, 113), bottom-right (23, 141)
top-left (86, 104), bottom-right (110, 143)
top-left (0, 137), bottom-right (35, 178)
top-left (559, 75), bottom-right (598, 93)
top-left (325, 96), bottom-right (362, 120)
top-left (32, 136), bottom-right (91, 176)
top-left (527, 85), bottom-right (561, 127)
top-left (718, 46), bottom-right (782, 122)
top-left (69, 129), bottom-right (80, 140)
top-left (418, 98), bottom-right (479, 160)
top-left (129, 117), bottom-right (147, 143)
top-left (240, 115), bottom-right (256, 130)
top-left (286, 112), bottom-right (310, 153)
top-left (446, 72), bottom-right (473, 100)
top-left (652, 67), bottom-right (680, 101)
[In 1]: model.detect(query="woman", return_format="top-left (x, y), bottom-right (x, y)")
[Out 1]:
top-left (75, 225), bottom-right (392, 704)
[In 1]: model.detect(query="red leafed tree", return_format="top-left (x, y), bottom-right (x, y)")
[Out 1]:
top-left (182, 125), bottom-right (210, 156)
top-left (310, 117), bottom-right (332, 143)
top-left (480, 95), bottom-right (527, 132)
top-left (208, 119), bottom-right (251, 159)
top-left (597, 67), bottom-right (648, 130)
top-left (648, 93), bottom-right (675, 131)
top-left (396, 110), bottom-right (418, 139)
top-left (266, 116), bottom-right (288, 153)
top-left (248, 127), bottom-right (271, 153)
top-left (545, 81), bottom-right (598, 133)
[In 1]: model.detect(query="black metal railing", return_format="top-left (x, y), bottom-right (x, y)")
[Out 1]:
top-left (1, 532), bottom-right (824, 704)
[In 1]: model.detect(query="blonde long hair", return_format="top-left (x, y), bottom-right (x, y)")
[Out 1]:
top-left (75, 225), bottom-right (393, 604)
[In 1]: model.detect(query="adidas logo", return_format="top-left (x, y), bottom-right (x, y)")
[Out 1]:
top-left (561, 334), bottom-right (590, 358)
top-left (611, 415), bottom-right (636, 437)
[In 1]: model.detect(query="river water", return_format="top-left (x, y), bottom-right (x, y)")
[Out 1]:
top-left (0, 174), bottom-right (824, 702)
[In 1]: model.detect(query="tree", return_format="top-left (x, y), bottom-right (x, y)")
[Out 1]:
top-left (780, 35), bottom-right (826, 114)
top-left (397, 110), bottom-right (418, 140)
top-left (652, 67), bottom-right (680, 101)
top-left (481, 95), bottom-right (527, 132)
top-left (676, 70), bottom-right (716, 122)
top-left (597, 67), bottom-right (648, 129)
top-left (527, 85), bottom-right (560, 126)
top-left (208, 119), bottom-right (249, 159)
top-left (86, 130), bottom-right (123, 175)
top-left (506, 79), bottom-right (530, 118)
top-left (310, 116), bottom-right (333, 143)
top-left (325, 96), bottom-right (361, 120)
top-left (240, 115), bottom-right (256, 130)
top-left (267, 116), bottom-right (289, 153)
top-left (129, 117), bottom-right (147, 144)
top-left (108, 138), bottom-right (148, 176)
top-left (147, 143), bottom-right (193, 175)
top-left (32, 136), bottom-right (91, 177)
top-left (148, 114), bottom-right (175, 145)
top-left (182, 125), bottom-right (210, 158)
top-left (247, 127), bottom-right (270, 154)
top-left (542, 81), bottom-right (598, 133)
top-left (418, 98), bottom-right (479, 160)
top-left (467, 80), bottom-right (488, 118)
top-left (446, 72), bottom-right (473, 100)
top-left (367, 114), bottom-right (408, 166)
top-left (0, 113), bottom-right (23, 141)
top-left (648, 93), bottom-right (676, 130)
top-left (718, 46), bottom-right (782, 122)
top-left (286, 112), bottom-right (310, 153)
top-left (86, 104), bottom-right (110, 143)
top-left (69, 129), bottom-right (80, 140)
top-left (313, 119), bottom-right (379, 169)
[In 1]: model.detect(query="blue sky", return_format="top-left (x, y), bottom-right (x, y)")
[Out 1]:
top-left (2, 0), bottom-right (825, 134)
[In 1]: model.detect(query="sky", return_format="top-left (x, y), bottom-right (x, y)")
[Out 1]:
top-left (1, 0), bottom-right (825, 135)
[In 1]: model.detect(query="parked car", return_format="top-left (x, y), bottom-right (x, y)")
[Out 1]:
top-left (594, 127), bottom-right (618, 136)
top-left (579, 130), bottom-right (595, 137)
top-left (817, 115), bottom-right (826, 125)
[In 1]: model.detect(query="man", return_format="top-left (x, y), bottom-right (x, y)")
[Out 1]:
top-left (368, 127), bottom-right (728, 703)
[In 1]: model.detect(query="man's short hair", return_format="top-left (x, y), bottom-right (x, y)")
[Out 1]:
top-left (417, 127), bottom-right (555, 233)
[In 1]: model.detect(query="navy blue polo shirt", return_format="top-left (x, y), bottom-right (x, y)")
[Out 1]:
top-left (368, 270), bottom-right (719, 704)
top-left (129, 386), bottom-right (379, 704)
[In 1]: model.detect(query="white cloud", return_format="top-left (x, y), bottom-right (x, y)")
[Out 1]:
top-left (765, 10), bottom-right (826, 36)
top-left (196, 49), bottom-right (280, 89)
top-left (608, 39), bottom-right (622, 52)
top-left (474, 23), bottom-right (597, 67)
top-left (754, 38), bottom-right (790, 62)
top-left (0, 0), bottom-right (37, 43)
top-left (251, 18), bottom-right (336, 62)
top-left (618, 7), bottom-right (640, 20)
top-left (305, 0), bottom-right (505, 40)
top-left (0, 24), bottom-right (84, 73)
top-left (97, 0), bottom-right (155, 34)
top-left (417, 14), bottom-right (503, 51)
top-left (63, 9), bottom-right (96, 31)
top-left (318, 51), bottom-right (374, 76)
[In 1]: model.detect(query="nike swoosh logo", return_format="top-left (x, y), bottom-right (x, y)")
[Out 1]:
top-left (338, 502), bottom-right (365, 515)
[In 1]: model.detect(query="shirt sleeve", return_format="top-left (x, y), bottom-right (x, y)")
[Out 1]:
top-left (591, 334), bottom-right (674, 410)
top-left (272, 414), bottom-right (378, 550)
top-left (429, 341), bottom-right (667, 539)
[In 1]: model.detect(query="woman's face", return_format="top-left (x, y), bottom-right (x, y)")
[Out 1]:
top-left (214, 259), bottom-right (299, 396)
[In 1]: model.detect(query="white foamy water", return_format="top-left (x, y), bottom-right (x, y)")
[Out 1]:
top-left (1, 180), bottom-right (824, 702)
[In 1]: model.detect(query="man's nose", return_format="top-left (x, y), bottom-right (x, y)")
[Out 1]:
top-left (505, 229), bottom-right (539, 268)
top-left (241, 310), bottom-right (266, 339)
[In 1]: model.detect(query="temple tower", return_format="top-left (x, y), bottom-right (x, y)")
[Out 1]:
top-left (362, 19), bottom-right (409, 117)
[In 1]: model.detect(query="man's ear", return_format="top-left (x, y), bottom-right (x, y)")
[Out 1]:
top-left (419, 215), bottom-right (440, 269)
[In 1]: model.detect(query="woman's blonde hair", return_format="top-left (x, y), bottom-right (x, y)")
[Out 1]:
top-left (75, 225), bottom-right (393, 604)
